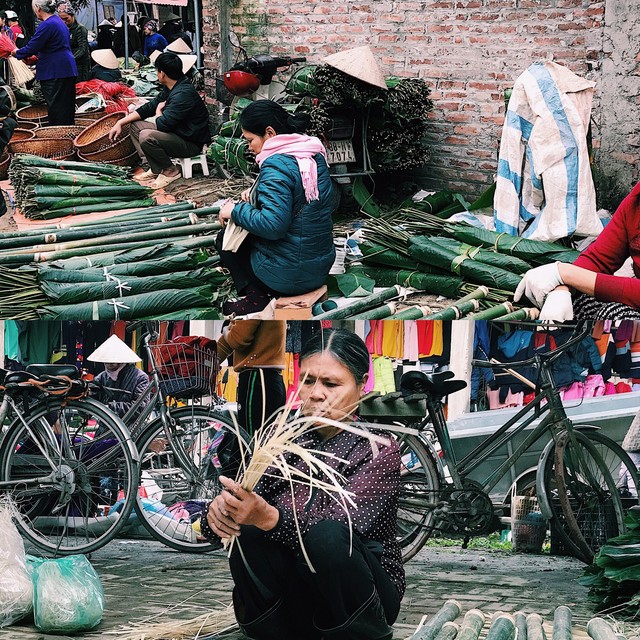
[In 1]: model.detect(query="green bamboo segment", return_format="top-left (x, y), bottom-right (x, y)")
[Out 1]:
top-left (390, 305), bottom-right (432, 319)
top-left (552, 607), bottom-right (572, 640)
top-left (357, 302), bottom-right (398, 319)
top-left (410, 599), bottom-right (461, 640)
top-left (526, 613), bottom-right (547, 640)
top-left (495, 308), bottom-right (539, 322)
top-left (32, 185), bottom-right (151, 198)
top-left (469, 302), bottom-right (514, 320)
top-left (514, 612), bottom-right (527, 640)
top-left (27, 198), bottom-right (156, 220)
top-left (11, 153), bottom-right (130, 177)
top-left (486, 614), bottom-right (516, 640)
top-left (313, 286), bottom-right (401, 320)
top-left (434, 622), bottom-right (459, 640)
top-left (586, 618), bottom-right (618, 640)
top-left (423, 299), bottom-right (479, 320)
top-left (457, 610), bottom-right (485, 640)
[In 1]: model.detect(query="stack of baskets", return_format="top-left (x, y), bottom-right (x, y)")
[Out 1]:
top-left (73, 112), bottom-right (137, 166)
top-left (9, 137), bottom-right (75, 161)
top-left (16, 105), bottom-right (48, 128)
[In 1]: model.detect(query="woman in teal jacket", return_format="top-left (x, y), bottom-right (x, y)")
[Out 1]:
top-left (218, 100), bottom-right (335, 316)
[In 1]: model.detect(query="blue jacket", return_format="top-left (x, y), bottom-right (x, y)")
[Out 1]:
top-left (232, 153), bottom-right (335, 295)
top-left (144, 33), bottom-right (168, 57)
top-left (16, 14), bottom-right (77, 81)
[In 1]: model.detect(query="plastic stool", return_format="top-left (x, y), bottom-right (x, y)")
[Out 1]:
top-left (171, 153), bottom-right (210, 179)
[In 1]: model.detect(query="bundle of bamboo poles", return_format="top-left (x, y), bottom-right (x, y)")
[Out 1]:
top-left (8, 154), bottom-right (156, 220)
top-left (0, 202), bottom-right (233, 319)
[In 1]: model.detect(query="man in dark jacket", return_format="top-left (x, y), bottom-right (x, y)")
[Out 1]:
top-left (87, 334), bottom-right (150, 428)
top-left (108, 52), bottom-right (210, 190)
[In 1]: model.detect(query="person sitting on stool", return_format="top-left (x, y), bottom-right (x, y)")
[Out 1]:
top-left (108, 51), bottom-right (210, 190)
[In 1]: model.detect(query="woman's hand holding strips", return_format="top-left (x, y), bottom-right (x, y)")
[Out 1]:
top-left (207, 475), bottom-right (279, 538)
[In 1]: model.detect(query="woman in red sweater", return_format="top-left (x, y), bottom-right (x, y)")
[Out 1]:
top-left (515, 181), bottom-right (640, 320)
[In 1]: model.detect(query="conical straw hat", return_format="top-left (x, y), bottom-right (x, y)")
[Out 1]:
top-left (179, 54), bottom-right (197, 73)
top-left (87, 335), bottom-right (142, 363)
top-left (91, 48), bottom-right (119, 70)
top-left (149, 49), bottom-right (162, 64)
top-left (166, 37), bottom-right (191, 54)
top-left (323, 45), bottom-right (387, 90)
top-left (164, 12), bottom-right (181, 22)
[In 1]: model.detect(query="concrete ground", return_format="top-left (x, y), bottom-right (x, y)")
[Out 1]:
top-left (1, 538), bottom-right (605, 640)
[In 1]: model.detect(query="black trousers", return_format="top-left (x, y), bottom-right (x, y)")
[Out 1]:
top-left (237, 368), bottom-right (286, 438)
top-left (40, 77), bottom-right (77, 126)
top-left (229, 521), bottom-right (401, 640)
top-left (215, 230), bottom-right (279, 297)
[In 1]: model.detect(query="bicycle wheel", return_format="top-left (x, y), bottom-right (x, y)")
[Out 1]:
top-left (394, 433), bottom-right (441, 562)
top-left (0, 397), bottom-right (138, 556)
top-left (133, 406), bottom-right (249, 553)
top-left (542, 429), bottom-right (629, 564)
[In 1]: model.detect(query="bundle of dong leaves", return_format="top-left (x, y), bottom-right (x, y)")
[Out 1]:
top-left (579, 506), bottom-right (640, 617)
top-left (350, 183), bottom-right (579, 308)
top-left (0, 200), bottom-right (233, 319)
top-left (9, 155), bottom-right (155, 220)
top-left (214, 65), bottom-right (434, 175)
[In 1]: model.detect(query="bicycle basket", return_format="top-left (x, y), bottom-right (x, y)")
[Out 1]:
top-left (150, 341), bottom-right (219, 400)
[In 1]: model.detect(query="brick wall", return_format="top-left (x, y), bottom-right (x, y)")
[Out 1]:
top-left (203, 1), bottom-right (638, 205)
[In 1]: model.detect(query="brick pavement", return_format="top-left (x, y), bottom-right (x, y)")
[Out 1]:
top-left (1, 539), bottom-right (596, 640)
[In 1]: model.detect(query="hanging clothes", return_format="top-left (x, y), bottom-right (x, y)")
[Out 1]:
top-left (381, 321), bottom-right (404, 359)
top-left (403, 321), bottom-right (419, 362)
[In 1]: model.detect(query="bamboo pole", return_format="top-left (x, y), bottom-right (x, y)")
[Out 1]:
top-left (469, 302), bottom-right (514, 320)
top-left (586, 618), bottom-right (618, 640)
top-left (410, 599), bottom-right (461, 640)
top-left (434, 622), bottom-right (460, 640)
top-left (526, 613), bottom-right (547, 640)
top-left (457, 609), bottom-right (485, 640)
top-left (487, 613), bottom-right (516, 640)
top-left (390, 305), bottom-right (432, 319)
top-left (515, 612), bottom-right (527, 640)
top-left (494, 308), bottom-right (540, 322)
top-left (312, 286), bottom-right (402, 320)
top-left (423, 299), bottom-right (480, 320)
top-left (357, 302), bottom-right (398, 319)
top-left (552, 607), bottom-right (572, 640)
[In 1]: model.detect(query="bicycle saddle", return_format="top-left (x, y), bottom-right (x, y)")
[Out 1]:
top-left (4, 370), bottom-right (40, 385)
top-left (400, 370), bottom-right (467, 398)
top-left (25, 364), bottom-right (79, 378)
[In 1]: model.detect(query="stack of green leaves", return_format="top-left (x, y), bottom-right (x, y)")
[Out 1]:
top-left (579, 506), bottom-right (640, 617)
top-left (208, 136), bottom-right (257, 176)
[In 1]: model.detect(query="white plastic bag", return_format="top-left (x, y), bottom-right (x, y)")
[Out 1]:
top-left (32, 555), bottom-right (104, 633)
top-left (0, 504), bottom-right (33, 628)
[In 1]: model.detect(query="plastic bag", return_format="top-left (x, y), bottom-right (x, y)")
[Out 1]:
top-left (0, 504), bottom-right (33, 628)
top-left (32, 555), bottom-right (104, 633)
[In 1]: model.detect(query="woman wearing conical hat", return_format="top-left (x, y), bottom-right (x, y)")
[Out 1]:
top-left (90, 48), bottom-right (122, 82)
top-left (88, 334), bottom-right (150, 422)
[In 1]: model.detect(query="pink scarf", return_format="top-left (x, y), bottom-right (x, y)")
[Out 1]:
top-left (255, 134), bottom-right (328, 202)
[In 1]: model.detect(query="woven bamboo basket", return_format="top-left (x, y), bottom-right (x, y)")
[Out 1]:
top-left (34, 125), bottom-right (86, 140)
top-left (75, 109), bottom-right (107, 121)
top-left (77, 134), bottom-right (135, 162)
top-left (10, 128), bottom-right (36, 144)
top-left (0, 152), bottom-right (10, 180)
top-left (16, 105), bottom-right (49, 127)
top-left (78, 148), bottom-right (139, 167)
top-left (75, 117), bottom-right (97, 127)
top-left (16, 120), bottom-right (38, 131)
top-left (73, 112), bottom-right (127, 154)
top-left (9, 137), bottom-right (75, 160)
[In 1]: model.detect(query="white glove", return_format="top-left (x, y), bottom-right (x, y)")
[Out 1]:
top-left (539, 289), bottom-right (574, 323)
top-left (514, 262), bottom-right (564, 308)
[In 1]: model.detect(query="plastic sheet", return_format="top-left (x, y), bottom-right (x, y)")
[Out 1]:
top-left (32, 555), bottom-right (104, 633)
top-left (0, 505), bottom-right (33, 628)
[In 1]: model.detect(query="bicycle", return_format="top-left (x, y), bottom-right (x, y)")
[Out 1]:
top-left (110, 323), bottom-right (249, 553)
top-left (0, 363), bottom-right (138, 556)
top-left (358, 321), bottom-right (640, 565)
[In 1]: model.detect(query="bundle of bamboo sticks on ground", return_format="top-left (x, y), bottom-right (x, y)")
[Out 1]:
top-left (9, 155), bottom-right (155, 220)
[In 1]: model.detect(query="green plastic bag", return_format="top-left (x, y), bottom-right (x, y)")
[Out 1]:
top-left (32, 555), bottom-right (104, 633)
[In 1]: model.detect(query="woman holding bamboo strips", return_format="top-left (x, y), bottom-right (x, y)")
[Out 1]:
top-left (515, 181), bottom-right (640, 320)
top-left (203, 329), bottom-right (403, 640)
top-left (217, 100), bottom-right (335, 316)
top-left (11, 0), bottom-right (77, 125)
